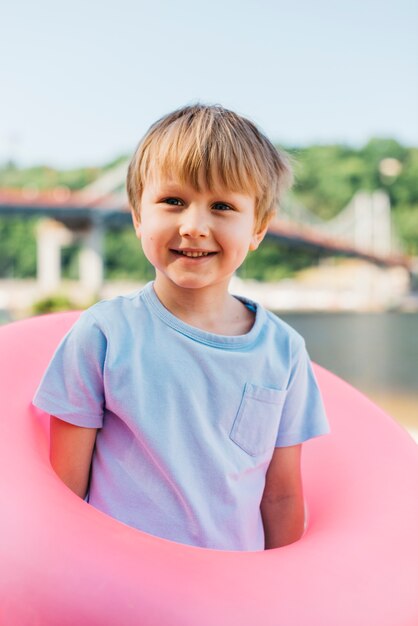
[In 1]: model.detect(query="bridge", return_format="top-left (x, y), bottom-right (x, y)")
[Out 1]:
top-left (0, 160), bottom-right (411, 296)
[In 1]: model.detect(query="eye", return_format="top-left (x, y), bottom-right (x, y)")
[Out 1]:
top-left (212, 202), bottom-right (233, 212)
top-left (162, 197), bottom-right (183, 206)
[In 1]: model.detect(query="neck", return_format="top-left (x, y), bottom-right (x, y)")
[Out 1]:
top-left (152, 277), bottom-right (253, 335)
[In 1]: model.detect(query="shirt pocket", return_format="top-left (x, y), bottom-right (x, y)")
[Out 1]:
top-left (229, 383), bottom-right (286, 456)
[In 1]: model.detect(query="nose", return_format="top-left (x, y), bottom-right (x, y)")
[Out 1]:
top-left (178, 206), bottom-right (210, 238)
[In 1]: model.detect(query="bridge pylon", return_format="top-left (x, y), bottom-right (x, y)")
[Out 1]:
top-left (36, 218), bottom-right (104, 297)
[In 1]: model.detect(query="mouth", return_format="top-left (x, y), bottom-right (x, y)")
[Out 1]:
top-left (171, 249), bottom-right (216, 258)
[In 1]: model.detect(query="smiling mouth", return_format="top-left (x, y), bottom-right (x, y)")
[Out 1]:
top-left (172, 250), bottom-right (216, 258)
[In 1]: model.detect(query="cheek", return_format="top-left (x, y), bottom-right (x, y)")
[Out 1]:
top-left (137, 230), bottom-right (153, 248)
top-left (231, 225), bottom-right (256, 253)
top-left (137, 218), bottom-right (159, 244)
top-left (227, 239), bottom-right (251, 268)
top-left (139, 225), bottom-right (170, 266)
top-left (140, 235), bottom-right (155, 255)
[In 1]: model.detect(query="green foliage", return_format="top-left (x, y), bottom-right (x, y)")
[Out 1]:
top-left (0, 217), bottom-right (37, 277)
top-left (104, 226), bottom-right (155, 281)
top-left (389, 148), bottom-right (418, 206)
top-left (290, 144), bottom-right (363, 219)
top-left (0, 163), bottom-right (100, 191)
top-left (289, 138), bottom-right (409, 219)
top-left (61, 243), bottom-right (82, 279)
top-left (393, 205), bottom-right (418, 255)
top-left (237, 239), bottom-right (317, 281)
top-left (287, 139), bottom-right (418, 254)
top-left (1, 138), bottom-right (417, 283)
top-left (361, 138), bottom-right (408, 170)
top-left (32, 294), bottom-right (77, 314)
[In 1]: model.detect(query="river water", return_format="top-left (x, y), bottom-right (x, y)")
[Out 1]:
top-left (279, 311), bottom-right (418, 440)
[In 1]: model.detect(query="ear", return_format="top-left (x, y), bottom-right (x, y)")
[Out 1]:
top-left (249, 224), bottom-right (269, 252)
top-left (131, 209), bottom-right (141, 239)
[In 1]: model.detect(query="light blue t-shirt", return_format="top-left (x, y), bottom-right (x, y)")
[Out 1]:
top-left (33, 282), bottom-right (329, 551)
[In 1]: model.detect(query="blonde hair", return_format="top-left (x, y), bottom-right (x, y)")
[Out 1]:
top-left (127, 104), bottom-right (293, 231)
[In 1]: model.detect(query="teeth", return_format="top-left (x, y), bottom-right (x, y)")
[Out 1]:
top-left (179, 251), bottom-right (210, 257)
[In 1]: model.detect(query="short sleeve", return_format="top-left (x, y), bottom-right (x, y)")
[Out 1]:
top-left (32, 310), bottom-right (107, 428)
top-left (275, 339), bottom-right (329, 447)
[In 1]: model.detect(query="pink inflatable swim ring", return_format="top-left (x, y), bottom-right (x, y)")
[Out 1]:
top-left (0, 312), bottom-right (417, 626)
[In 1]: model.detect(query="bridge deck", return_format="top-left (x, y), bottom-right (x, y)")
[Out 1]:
top-left (0, 189), bottom-right (411, 270)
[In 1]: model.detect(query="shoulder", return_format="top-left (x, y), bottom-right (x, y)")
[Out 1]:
top-left (260, 306), bottom-right (307, 359)
top-left (264, 308), bottom-right (304, 343)
top-left (82, 285), bottom-right (149, 335)
top-left (237, 292), bottom-right (304, 347)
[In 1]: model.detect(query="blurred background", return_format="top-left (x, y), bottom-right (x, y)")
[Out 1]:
top-left (1, 0), bottom-right (417, 439)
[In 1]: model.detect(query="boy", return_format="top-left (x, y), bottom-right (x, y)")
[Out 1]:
top-left (33, 104), bottom-right (329, 551)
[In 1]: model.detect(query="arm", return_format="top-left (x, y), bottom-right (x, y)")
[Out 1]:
top-left (50, 416), bottom-right (97, 499)
top-left (260, 444), bottom-right (305, 549)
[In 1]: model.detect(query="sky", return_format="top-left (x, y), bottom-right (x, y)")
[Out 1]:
top-left (1, 0), bottom-right (417, 168)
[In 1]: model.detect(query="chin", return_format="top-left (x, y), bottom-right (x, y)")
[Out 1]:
top-left (173, 279), bottom-right (210, 290)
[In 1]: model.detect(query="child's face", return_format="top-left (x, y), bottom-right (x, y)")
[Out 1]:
top-left (132, 170), bottom-right (268, 296)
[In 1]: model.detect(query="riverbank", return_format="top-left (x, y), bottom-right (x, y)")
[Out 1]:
top-left (364, 390), bottom-right (418, 443)
top-left (232, 259), bottom-right (413, 312)
top-left (1, 258), bottom-right (415, 321)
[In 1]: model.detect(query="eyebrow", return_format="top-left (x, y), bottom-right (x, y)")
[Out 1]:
top-left (149, 176), bottom-right (253, 204)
